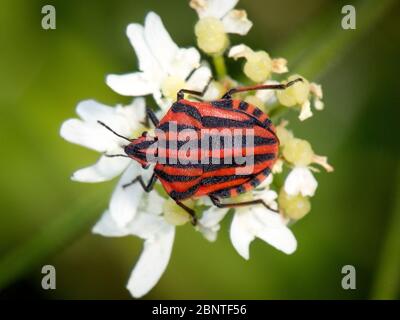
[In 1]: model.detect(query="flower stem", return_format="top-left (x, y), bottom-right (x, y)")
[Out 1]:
top-left (370, 165), bottom-right (400, 299)
top-left (212, 54), bottom-right (227, 80)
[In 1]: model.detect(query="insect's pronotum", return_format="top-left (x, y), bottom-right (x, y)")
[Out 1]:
top-left (99, 78), bottom-right (303, 225)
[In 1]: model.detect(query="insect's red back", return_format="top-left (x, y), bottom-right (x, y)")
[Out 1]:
top-left (154, 98), bottom-right (279, 200)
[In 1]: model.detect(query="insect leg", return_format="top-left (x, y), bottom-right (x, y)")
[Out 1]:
top-left (176, 77), bottom-right (213, 101)
top-left (175, 200), bottom-right (198, 226)
top-left (141, 106), bottom-right (160, 127)
top-left (209, 195), bottom-right (279, 213)
top-left (123, 172), bottom-right (158, 192)
top-left (104, 154), bottom-right (130, 158)
top-left (222, 78), bottom-right (303, 99)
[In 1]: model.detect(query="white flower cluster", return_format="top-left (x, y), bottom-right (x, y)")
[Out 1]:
top-left (60, 0), bottom-right (332, 298)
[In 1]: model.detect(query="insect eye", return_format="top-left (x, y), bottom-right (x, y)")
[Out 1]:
top-left (142, 131), bottom-right (148, 137)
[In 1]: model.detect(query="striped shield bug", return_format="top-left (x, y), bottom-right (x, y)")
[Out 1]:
top-left (98, 78), bottom-right (303, 225)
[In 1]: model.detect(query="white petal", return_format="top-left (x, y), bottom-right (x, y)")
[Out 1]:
top-left (60, 119), bottom-right (118, 152)
top-left (76, 99), bottom-right (114, 122)
top-left (186, 66), bottom-right (212, 92)
top-left (110, 163), bottom-right (143, 227)
top-left (106, 72), bottom-right (155, 97)
top-left (256, 80), bottom-right (279, 105)
top-left (230, 212), bottom-right (255, 260)
top-left (168, 48), bottom-right (200, 80)
top-left (251, 208), bottom-right (297, 254)
top-left (284, 167), bottom-right (318, 197)
top-left (127, 225), bottom-right (175, 298)
top-left (228, 44), bottom-right (253, 60)
top-left (144, 12), bottom-right (178, 73)
top-left (71, 154), bottom-right (130, 183)
top-left (191, 0), bottom-right (239, 19)
top-left (92, 210), bottom-right (130, 237)
top-left (299, 100), bottom-right (313, 121)
top-left (126, 23), bottom-right (160, 75)
top-left (117, 98), bottom-right (147, 133)
top-left (203, 81), bottom-right (222, 101)
top-left (197, 206), bottom-right (229, 242)
top-left (222, 9), bottom-right (253, 35)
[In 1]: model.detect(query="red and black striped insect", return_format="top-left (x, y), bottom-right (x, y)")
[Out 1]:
top-left (99, 78), bottom-right (302, 225)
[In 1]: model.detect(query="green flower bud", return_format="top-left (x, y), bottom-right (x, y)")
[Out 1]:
top-left (195, 17), bottom-right (228, 55)
top-left (283, 138), bottom-right (314, 166)
top-left (278, 189), bottom-right (311, 220)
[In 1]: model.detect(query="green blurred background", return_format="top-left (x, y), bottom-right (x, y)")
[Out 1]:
top-left (0, 0), bottom-right (399, 299)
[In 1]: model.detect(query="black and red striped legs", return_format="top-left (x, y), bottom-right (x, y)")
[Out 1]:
top-left (123, 173), bottom-right (158, 191)
top-left (222, 78), bottom-right (303, 99)
top-left (209, 195), bottom-right (279, 213)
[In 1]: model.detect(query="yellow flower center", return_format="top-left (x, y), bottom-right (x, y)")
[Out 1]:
top-left (195, 17), bottom-right (229, 55)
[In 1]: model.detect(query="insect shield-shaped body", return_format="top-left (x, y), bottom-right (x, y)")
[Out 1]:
top-left (99, 79), bottom-right (302, 224)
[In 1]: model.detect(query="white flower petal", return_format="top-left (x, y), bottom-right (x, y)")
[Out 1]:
top-left (191, 0), bottom-right (239, 19)
top-left (230, 212), bottom-right (255, 260)
top-left (117, 98), bottom-right (147, 133)
top-left (203, 81), bottom-right (222, 101)
top-left (251, 210), bottom-right (297, 255)
top-left (76, 99), bottom-right (115, 122)
top-left (186, 66), bottom-right (212, 92)
top-left (110, 163), bottom-right (143, 227)
top-left (228, 44), bottom-right (253, 60)
top-left (284, 166), bottom-right (318, 197)
top-left (256, 80), bottom-right (280, 105)
top-left (71, 154), bottom-right (130, 183)
top-left (144, 12), bottom-right (178, 73)
top-left (127, 225), bottom-right (175, 298)
top-left (60, 119), bottom-right (118, 152)
top-left (169, 47), bottom-right (201, 80)
top-left (299, 100), bottom-right (313, 121)
top-left (106, 72), bottom-right (155, 97)
top-left (126, 23), bottom-right (160, 75)
top-left (222, 9), bottom-right (253, 35)
top-left (197, 206), bottom-right (229, 242)
top-left (92, 210), bottom-right (131, 237)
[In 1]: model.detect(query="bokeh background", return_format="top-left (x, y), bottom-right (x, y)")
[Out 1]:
top-left (0, 0), bottom-right (399, 299)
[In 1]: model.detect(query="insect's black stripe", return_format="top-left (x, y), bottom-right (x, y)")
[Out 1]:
top-left (155, 169), bottom-right (200, 182)
top-left (211, 99), bottom-right (233, 109)
top-left (252, 108), bottom-right (262, 117)
top-left (157, 122), bottom-right (200, 132)
top-left (211, 189), bottom-right (231, 198)
top-left (134, 140), bottom-right (156, 150)
top-left (239, 101), bottom-right (248, 111)
top-left (201, 153), bottom-right (275, 171)
top-left (128, 151), bottom-right (147, 160)
top-left (236, 185), bottom-right (246, 194)
top-left (170, 184), bottom-right (199, 200)
top-left (200, 175), bottom-right (249, 186)
top-left (202, 135), bottom-right (276, 148)
top-left (171, 102), bottom-right (202, 122)
top-left (263, 119), bottom-right (272, 127)
top-left (202, 116), bottom-right (256, 128)
top-left (250, 178), bottom-right (260, 187)
top-left (262, 167), bottom-right (271, 176)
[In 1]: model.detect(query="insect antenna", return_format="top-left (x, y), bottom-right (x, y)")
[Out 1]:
top-left (97, 120), bottom-right (132, 142)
